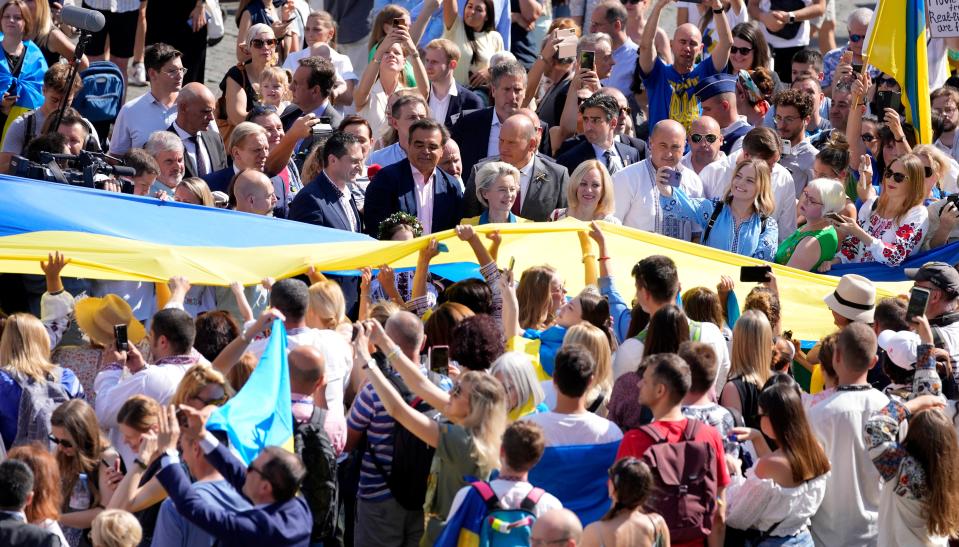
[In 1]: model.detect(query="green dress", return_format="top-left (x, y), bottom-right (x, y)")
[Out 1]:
top-left (774, 224), bottom-right (839, 271)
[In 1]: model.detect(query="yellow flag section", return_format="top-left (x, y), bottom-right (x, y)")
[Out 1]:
top-left (0, 219), bottom-right (908, 341)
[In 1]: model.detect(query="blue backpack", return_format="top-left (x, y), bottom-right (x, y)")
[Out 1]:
top-left (471, 481), bottom-right (545, 546)
top-left (71, 61), bottom-right (125, 124)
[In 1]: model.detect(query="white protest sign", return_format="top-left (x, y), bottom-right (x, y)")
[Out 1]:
top-left (929, 0), bottom-right (959, 38)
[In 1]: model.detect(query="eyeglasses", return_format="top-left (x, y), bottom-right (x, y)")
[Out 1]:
top-left (250, 38), bottom-right (277, 49)
top-left (48, 434), bottom-right (74, 449)
top-left (691, 133), bottom-right (718, 143)
top-left (924, 166), bottom-right (936, 178)
top-left (163, 67), bottom-right (188, 77)
top-left (729, 46), bottom-right (753, 55)
top-left (861, 133), bottom-right (877, 143)
top-left (849, 34), bottom-right (864, 43)
top-left (773, 115), bottom-right (800, 124)
top-left (801, 190), bottom-right (823, 206)
top-left (619, 0), bottom-right (642, 4)
top-left (877, 77), bottom-right (897, 87)
top-left (247, 463), bottom-right (264, 476)
top-left (884, 169), bottom-right (907, 183)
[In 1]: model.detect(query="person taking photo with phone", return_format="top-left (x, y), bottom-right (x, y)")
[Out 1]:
top-left (657, 157), bottom-right (779, 259)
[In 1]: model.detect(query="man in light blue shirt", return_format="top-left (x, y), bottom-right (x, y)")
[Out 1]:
top-left (153, 432), bottom-right (252, 547)
top-left (368, 94), bottom-right (430, 167)
top-left (591, 1), bottom-right (638, 98)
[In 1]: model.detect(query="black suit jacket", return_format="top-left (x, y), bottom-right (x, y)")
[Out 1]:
top-left (364, 159), bottom-right (464, 236)
top-left (554, 134), bottom-right (647, 161)
top-left (202, 166), bottom-right (292, 218)
top-left (280, 103), bottom-right (344, 133)
top-left (464, 153), bottom-right (569, 222)
top-left (156, 442), bottom-right (312, 546)
top-left (167, 124), bottom-right (228, 179)
top-left (0, 513), bottom-right (59, 547)
top-left (555, 140), bottom-right (642, 175)
top-left (451, 107), bottom-right (553, 178)
top-left (441, 84), bottom-right (484, 128)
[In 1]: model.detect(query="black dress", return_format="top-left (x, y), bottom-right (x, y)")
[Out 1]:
top-left (146, 0), bottom-right (207, 84)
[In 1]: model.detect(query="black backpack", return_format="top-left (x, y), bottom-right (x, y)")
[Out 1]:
top-left (293, 406), bottom-right (339, 543)
top-left (369, 370), bottom-right (444, 511)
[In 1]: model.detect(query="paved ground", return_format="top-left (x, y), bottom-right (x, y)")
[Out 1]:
top-left (129, 0), bottom-right (867, 103)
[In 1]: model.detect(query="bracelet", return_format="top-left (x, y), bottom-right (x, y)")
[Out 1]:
top-left (894, 136), bottom-right (904, 143)
top-left (385, 346), bottom-right (401, 361)
top-left (49, 289), bottom-right (64, 296)
top-left (598, 256), bottom-right (611, 262)
top-left (362, 358), bottom-right (375, 370)
top-left (240, 330), bottom-right (253, 344)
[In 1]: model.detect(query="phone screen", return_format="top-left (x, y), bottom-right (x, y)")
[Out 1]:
top-left (429, 346), bottom-right (450, 376)
top-left (877, 91), bottom-right (902, 113)
top-left (114, 324), bottom-right (129, 352)
top-left (906, 287), bottom-right (930, 321)
top-left (740, 266), bottom-right (772, 283)
top-left (579, 50), bottom-right (595, 70)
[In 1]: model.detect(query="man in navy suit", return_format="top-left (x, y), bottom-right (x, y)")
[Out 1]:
top-left (364, 119), bottom-right (464, 236)
top-left (289, 131), bottom-right (365, 317)
top-left (0, 461), bottom-right (59, 547)
top-left (556, 94), bottom-right (641, 175)
top-left (451, 60), bottom-right (534, 177)
top-left (424, 38), bottom-right (483, 128)
top-left (150, 404), bottom-right (312, 546)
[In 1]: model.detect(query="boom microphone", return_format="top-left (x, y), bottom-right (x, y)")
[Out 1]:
top-left (60, 6), bottom-right (106, 33)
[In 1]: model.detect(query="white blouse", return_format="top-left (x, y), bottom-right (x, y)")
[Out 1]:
top-left (442, 18), bottom-right (504, 85)
top-left (726, 469), bottom-right (828, 537)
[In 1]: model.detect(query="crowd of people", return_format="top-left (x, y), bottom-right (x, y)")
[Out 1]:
top-left (3, 0), bottom-right (959, 546)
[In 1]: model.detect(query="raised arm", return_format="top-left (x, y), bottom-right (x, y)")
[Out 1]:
top-left (640, 0), bottom-right (670, 75)
top-left (355, 37), bottom-right (390, 111)
top-left (264, 113), bottom-right (320, 176)
top-left (708, 0), bottom-right (733, 72)
top-left (579, 231), bottom-right (599, 286)
top-left (412, 239), bottom-right (440, 302)
top-left (211, 308), bottom-right (285, 375)
top-left (442, 0), bottom-right (459, 30)
top-left (846, 74), bottom-right (869, 171)
top-left (394, 27), bottom-right (431, 99)
top-left (411, 0), bottom-right (440, 45)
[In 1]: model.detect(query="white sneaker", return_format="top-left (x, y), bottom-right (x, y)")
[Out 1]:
top-left (129, 62), bottom-right (147, 87)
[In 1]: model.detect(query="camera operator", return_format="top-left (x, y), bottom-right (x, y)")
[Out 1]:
top-left (40, 107), bottom-right (102, 156)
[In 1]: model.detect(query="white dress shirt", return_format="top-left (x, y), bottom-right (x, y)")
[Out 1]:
top-left (680, 150), bottom-right (727, 174)
top-left (487, 109), bottom-right (504, 159)
top-left (411, 164), bottom-right (436, 234)
top-left (429, 81), bottom-right (459, 126)
top-left (612, 159), bottom-right (704, 237)
top-left (698, 150), bottom-right (798, 242)
top-left (516, 155), bottom-right (535, 211)
top-left (171, 121), bottom-right (213, 177)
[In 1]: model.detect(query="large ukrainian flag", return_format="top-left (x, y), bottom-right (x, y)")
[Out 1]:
top-left (206, 318), bottom-right (294, 464)
top-left (865, 0), bottom-right (932, 144)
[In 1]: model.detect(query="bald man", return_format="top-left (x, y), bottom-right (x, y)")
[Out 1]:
top-left (233, 169), bottom-right (278, 216)
top-left (682, 116), bottom-right (726, 175)
top-left (612, 119), bottom-right (704, 236)
top-left (530, 508), bottom-right (583, 546)
top-left (168, 82), bottom-right (227, 178)
top-left (638, 0), bottom-right (732, 131)
top-left (463, 114), bottom-right (569, 221)
top-left (289, 345), bottom-right (347, 456)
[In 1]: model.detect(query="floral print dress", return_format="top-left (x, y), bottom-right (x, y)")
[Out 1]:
top-left (864, 344), bottom-right (948, 546)
top-left (839, 197), bottom-right (928, 266)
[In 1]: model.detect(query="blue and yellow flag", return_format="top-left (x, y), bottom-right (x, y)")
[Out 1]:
top-left (0, 38), bottom-right (46, 145)
top-left (865, 0), bottom-right (932, 143)
top-left (206, 319), bottom-right (294, 464)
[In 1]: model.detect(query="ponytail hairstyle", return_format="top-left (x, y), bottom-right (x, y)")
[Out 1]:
top-left (577, 289), bottom-right (618, 352)
top-left (601, 457), bottom-right (653, 521)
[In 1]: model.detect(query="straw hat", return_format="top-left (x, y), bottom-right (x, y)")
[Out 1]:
top-left (74, 294), bottom-right (146, 347)
top-left (823, 274), bottom-right (876, 323)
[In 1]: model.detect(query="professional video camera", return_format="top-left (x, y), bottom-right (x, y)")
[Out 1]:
top-left (11, 150), bottom-right (136, 189)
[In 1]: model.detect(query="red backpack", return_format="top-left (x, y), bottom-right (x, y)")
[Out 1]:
top-left (639, 419), bottom-right (718, 544)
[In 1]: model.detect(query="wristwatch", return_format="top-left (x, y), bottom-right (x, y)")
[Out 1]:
top-left (788, 12), bottom-right (796, 24)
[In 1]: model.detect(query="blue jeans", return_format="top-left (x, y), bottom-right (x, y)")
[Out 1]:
top-left (748, 531), bottom-right (814, 547)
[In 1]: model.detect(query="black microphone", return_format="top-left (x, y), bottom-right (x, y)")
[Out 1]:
top-left (60, 6), bottom-right (106, 33)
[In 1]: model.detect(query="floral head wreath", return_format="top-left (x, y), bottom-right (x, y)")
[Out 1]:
top-left (377, 211), bottom-right (424, 241)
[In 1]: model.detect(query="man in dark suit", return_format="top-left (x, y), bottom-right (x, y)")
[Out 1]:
top-left (452, 60), bottom-right (547, 178)
top-left (289, 131), bottom-right (365, 316)
top-left (424, 39), bottom-right (483, 128)
top-left (280, 56), bottom-right (343, 133)
top-left (203, 124), bottom-right (293, 218)
top-left (556, 94), bottom-right (641, 175)
top-left (464, 114), bottom-right (569, 221)
top-left (151, 403), bottom-right (312, 546)
top-left (167, 82), bottom-right (228, 179)
top-left (0, 461), bottom-right (60, 547)
top-left (365, 119), bottom-right (464, 236)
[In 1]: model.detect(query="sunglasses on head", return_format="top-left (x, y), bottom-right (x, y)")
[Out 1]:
top-left (849, 34), bottom-right (864, 43)
top-left (884, 169), bottom-right (907, 183)
top-left (49, 434), bottom-right (73, 449)
top-left (729, 46), bottom-right (753, 55)
top-left (691, 133), bottom-right (718, 143)
top-left (250, 38), bottom-right (277, 49)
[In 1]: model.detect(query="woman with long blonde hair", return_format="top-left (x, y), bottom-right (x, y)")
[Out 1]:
top-left (720, 309), bottom-right (773, 429)
top-left (516, 265), bottom-right (565, 332)
top-left (308, 280), bottom-right (352, 340)
top-left (0, 312), bottom-right (82, 450)
top-left (561, 323), bottom-right (613, 416)
top-left (354, 318), bottom-right (508, 544)
top-left (833, 153), bottom-right (928, 267)
top-left (550, 160), bottom-right (620, 223)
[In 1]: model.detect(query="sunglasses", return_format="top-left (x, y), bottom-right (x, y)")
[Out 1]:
top-left (250, 38), bottom-right (277, 49)
top-left (48, 434), bottom-right (74, 449)
top-left (730, 46), bottom-right (753, 55)
top-left (691, 133), bottom-right (718, 143)
top-left (884, 169), bottom-right (907, 183)
top-left (620, 0), bottom-right (642, 4)
top-left (861, 133), bottom-right (876, 143)
top-left (877, 77), bottom-right (897, 87)
top-left (849, 34), bottom-right (864, 43)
